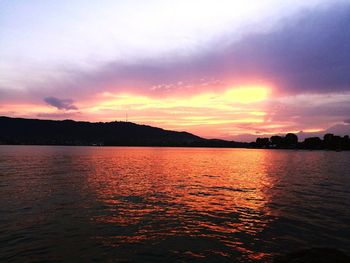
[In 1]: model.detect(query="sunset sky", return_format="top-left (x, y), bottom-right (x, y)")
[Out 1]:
top-left (1, 0), bottom-right (350, 140)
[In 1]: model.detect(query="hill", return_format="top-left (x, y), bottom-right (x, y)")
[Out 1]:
top-left (0, 116), bottom-right (250, 147)
top-left (0, 116), bottom-right (208, 146)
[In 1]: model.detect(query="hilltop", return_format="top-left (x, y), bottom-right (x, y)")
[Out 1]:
top-left (0, 116), bottom-right (248, 147)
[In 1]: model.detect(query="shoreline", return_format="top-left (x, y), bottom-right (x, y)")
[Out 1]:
top-left (1, 144), bottom-right (349, 151)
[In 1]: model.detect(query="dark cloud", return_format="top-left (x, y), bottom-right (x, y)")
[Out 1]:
top-left (231, 4), bottom-right (350, 94)
top-left (44, 97), bottom-right (78, 110)
top-left (20, 2), bottom-right (350, 100)
top-left (86, 3), bottom-right (350, 94)
top-left (324, 123), bottom-right (350, 136)
top-left (344, 119), bottom-right (350, 124)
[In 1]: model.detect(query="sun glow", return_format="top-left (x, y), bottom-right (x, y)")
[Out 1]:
top-left (75, 86), bottom-right (271, 136)
top-left (224, 86), bottom-right (269, 103)
top-left (91, 86), bottom-right (270, 111)
top-left (2, 86), bottom-right (279, 138)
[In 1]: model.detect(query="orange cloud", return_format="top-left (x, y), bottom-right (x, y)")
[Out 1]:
top-left (75, 86), bottom-right (271, 138)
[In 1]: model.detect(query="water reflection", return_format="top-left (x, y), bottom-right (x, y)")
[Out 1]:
top-left (86, 148), bottom-right (276, 261)
top-left (259, 150), bottom-right (350, 256)
top-left (0, 146), bottom-right (349, 262)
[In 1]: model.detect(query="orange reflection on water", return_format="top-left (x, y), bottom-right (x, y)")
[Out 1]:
top-left (2, 146), bottom-right (348, 262)
top-left (86, 147), bottom-right (276, 260)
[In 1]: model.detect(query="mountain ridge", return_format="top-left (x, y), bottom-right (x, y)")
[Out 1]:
top-left (0, 116), bottom-right (248, 148)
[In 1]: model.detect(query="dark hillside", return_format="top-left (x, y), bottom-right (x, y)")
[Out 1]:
top-left (0, 116), bottom-right (203, 146)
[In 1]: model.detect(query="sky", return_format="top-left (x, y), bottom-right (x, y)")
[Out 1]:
top-left (1, 0), bottom-right (350, 140)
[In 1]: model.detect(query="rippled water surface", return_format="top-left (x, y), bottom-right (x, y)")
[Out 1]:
top-left (0, 146), bottom-right (349, 262)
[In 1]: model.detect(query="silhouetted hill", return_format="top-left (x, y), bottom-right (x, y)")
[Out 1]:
top-left (0, 116), bottom-right (251, 147)
top-left (2, 116), bottom-right (348, 150)
top-left (0, 116), bottom-right (206, 146)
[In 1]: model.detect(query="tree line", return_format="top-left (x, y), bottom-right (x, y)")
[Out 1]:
top-left (253, 133), bottom-right (350, 150)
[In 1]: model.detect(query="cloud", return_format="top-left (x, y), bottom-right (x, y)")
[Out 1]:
top-left (344, 119), bottom-right (350, 124)
top-left (44, 97), bottom-right (78, 110)
top-left (235, 4), bottom-right (350, 94)
top-left (323, 123), bottom-right (350, 136)
top-left (2, 2), bottom-right (350, 140)
top-left (4, 2), bottom-right (349, 103)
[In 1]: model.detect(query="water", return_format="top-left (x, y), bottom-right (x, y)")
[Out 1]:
top-left (0, 146), bottom-right (349, 262)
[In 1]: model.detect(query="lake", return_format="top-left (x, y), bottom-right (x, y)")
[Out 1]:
top-left (0, 146), bottom-right (349, 262)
